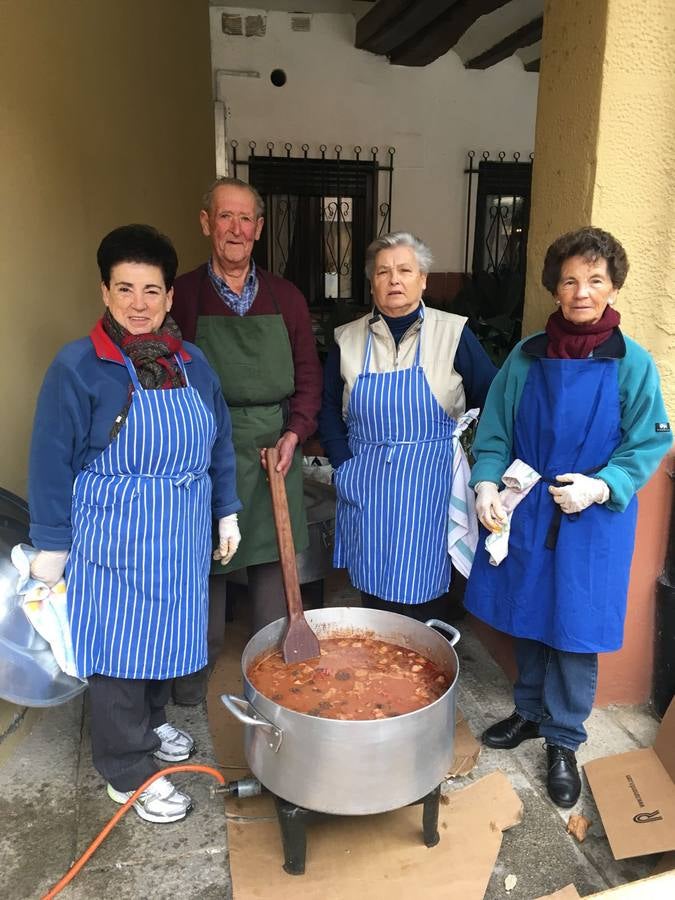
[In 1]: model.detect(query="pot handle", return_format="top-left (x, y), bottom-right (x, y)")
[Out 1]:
top-left (220, 694), bottom-right (283, 752)
top-left (424, 619), bottom-right (461, 647)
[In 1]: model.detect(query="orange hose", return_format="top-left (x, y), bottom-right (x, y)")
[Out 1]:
top-left (41, 764), bottom-right (226, 900)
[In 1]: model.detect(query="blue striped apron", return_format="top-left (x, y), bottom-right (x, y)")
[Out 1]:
top-left (333, 321), bottom-right (456, 603)
top-left (66, 353), bottom-right (215, 679)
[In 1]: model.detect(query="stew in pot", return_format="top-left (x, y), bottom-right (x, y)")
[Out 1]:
top-left (248, 634), bottom-right (451, 720)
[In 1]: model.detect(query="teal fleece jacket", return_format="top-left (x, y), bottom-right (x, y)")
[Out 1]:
top-left (469, 331), bottom-right (672, 512)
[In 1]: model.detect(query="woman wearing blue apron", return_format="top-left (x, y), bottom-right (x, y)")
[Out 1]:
top-left (318, 232), bottom-right (496, 620)
top-left (28, 226), bottom-right (240, 823)
top-left (465, 227), bottom-right (672, 808)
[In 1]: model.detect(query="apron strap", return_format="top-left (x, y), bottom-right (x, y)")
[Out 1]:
top-left (257, 269), bottom-right (281, 314)
top-left (361, 312), bottom-right (424, 374)
top-left (121, 353), bottom-right (142, 391)
top-left (175, 354), bottom-right (190, 385)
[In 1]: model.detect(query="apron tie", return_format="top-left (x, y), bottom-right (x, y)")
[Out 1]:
top-left (537, 464), bottom-right (606, 550)
top-left (353, 434), bottom-right (453, 463)
top-left (173, 472), bottom-right (197, 489)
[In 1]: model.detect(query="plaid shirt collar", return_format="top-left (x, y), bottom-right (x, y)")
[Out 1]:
top-left (207, 258), bottom-right (259, 316)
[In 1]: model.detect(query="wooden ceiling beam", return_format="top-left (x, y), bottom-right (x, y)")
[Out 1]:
top-left (355, 0), bottom-right (453, 55)
top-left (466, 16), bottom-right (543, 69)
top-left (387, 0), bottom-right (512, 67)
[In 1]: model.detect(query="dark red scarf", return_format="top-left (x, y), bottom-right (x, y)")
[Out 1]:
top-left (545, 306), bottom-right (621, 359)
top-left (102, 309), bottom-right (186, 438)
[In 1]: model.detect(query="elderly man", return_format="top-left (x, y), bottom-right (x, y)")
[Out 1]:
top-left (171, 176), bottom-right (322, 703)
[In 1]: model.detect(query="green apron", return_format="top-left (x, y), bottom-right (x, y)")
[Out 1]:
top-left (195, 273), bottom-right (308, 573)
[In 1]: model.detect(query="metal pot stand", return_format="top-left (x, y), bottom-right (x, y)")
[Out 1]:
top-left (272, 784), bottom-right (442, 875)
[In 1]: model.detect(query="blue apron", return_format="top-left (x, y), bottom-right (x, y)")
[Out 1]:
top-left (66, 353), bottom-right (216, 679)
top-left (464, 356), bottom-right (638, 652)
top-left (333, 320), bottom-right (456, 603)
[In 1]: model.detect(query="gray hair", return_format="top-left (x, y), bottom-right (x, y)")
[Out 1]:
top-left (201, 176), bottom-right (265, 218)
top-left (365, 232), bottom-right (433, 280)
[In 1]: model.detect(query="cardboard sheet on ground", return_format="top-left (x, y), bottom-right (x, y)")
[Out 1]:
top-left (207, 619), bottom-right (520, 899)
top-left (583, 699), bottom-right (675, 860)
top-left (538, 870), bottom-right (675, 899)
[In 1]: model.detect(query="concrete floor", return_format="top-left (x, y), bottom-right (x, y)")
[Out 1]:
top-left (0, 574), bottom-right (669, 899)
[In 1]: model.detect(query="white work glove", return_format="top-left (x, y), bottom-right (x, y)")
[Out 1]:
top-left (29, 549), bottom-right (69, 587)
top-left (213, 514), bottom-right (241, 566)
top-left (474, 482), bottom-right (507, 533)
top-left (549, 473), bottom-right (610, 514)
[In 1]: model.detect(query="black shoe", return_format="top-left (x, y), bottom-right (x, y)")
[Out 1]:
top-left (546, 744), bottom-right (581, 808)
top-left (482, 711), bottom-right (540, 749)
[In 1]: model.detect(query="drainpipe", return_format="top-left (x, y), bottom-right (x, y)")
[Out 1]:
top-left (653, 468), bottom-right (675, 718)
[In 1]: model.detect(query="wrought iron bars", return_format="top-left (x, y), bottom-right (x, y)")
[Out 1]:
top-left (464, 151), bottom-right (533, 277)
top-left (230, 141), bottom-right (395, 304)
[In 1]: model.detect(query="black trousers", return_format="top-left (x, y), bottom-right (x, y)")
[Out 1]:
top-left (172, 562), bottom-right (288, 705)
top-left (360, 591), bottom-right (455, 623)
top-left (88, 674), bottom-right (171, 792)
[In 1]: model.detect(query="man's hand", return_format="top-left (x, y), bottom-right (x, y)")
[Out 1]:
top-left (30, 549), bottom-right (69, 587)
top-left (475, 482), bottom-right (507, 533)
top-left (260, 431), bottom-right (299, 478)
top-left (549, 474), bottom-right (609, 514)
top-left (213, 514), bottom-right (241, 566)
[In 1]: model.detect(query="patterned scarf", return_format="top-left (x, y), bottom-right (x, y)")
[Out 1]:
top-left (102, 309), bottom-right (186, 438)
top-left (545, 306), bottom-right (621, 359)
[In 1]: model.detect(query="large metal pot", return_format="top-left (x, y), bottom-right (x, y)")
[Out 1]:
top-left (221, 606), bottom-right (460, 815)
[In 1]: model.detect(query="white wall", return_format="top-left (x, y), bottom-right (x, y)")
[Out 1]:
top-left (210, 7), bottom-right (538, 271)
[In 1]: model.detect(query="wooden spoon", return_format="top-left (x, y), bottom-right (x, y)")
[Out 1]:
top-left (264, 447), bottom-right (321, 664)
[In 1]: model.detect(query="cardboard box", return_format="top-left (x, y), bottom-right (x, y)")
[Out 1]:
top-left (583, 698), bottom-right (675, 859)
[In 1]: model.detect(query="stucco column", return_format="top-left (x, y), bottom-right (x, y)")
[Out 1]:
top-left (523, 0), bottom-right (675, 704)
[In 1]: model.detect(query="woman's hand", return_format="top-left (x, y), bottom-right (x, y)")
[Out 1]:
top-left (213, 514), bottom-right (241, 566)
top-left (549, 474), bottom-right (610, 513)
top-left (474, 482), bottom-right (507, 532)
top-left (259, 431), bottom-right (300, 478)
top-left (30, 549), bottom-right (69, 587)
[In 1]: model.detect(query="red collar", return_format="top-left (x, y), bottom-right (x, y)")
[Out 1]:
top-left (89, 318), bottom-right (191, 364)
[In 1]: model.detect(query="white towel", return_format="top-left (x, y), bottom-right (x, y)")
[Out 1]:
top-left (11, 543), bottom-right (84, 680)
top-left (447, 409), bottom-right (480, 578)
top-left (485, 460), bottom-right (541, 566)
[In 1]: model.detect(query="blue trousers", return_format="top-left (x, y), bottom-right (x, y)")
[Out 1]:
top-left (513, 638), bottom-right (598, 750)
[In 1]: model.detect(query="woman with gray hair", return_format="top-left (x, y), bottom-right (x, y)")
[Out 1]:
top-left (318, 232), bottom-right (496, 619)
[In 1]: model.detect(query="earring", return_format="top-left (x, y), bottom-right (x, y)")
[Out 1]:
top-left (555, 300), bottom-right (561, 306)
top-left (608, 297), bottom-right (615, 305)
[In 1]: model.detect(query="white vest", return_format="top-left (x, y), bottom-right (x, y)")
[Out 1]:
top-left (334, 303), bottom-right (467, 420)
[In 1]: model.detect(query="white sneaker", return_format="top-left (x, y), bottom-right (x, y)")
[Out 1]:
top-left (153, 722), bottom-right (196, 762)
top-left (107, 775), bottom-right (192, 823)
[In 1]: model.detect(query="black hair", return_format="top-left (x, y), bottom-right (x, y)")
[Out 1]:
top-left (541, 226), bottom-right (629, 294)
top-left (96, 224), bottom-right (178, 289)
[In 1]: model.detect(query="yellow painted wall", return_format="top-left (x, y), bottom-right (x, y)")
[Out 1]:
top-left (0, 0), bottom-right (214, 499)
top-left (593, 0), bottom-right (675, 413)
top-left (523, 0), bottom-right (608, 336)
top-left (524, 0), bottom-right (675, 419)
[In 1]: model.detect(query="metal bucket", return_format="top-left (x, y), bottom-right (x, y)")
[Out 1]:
top-left (0, 488), bottom-right (86, 707)
top-left (222, 606), bottom-right (459, 815)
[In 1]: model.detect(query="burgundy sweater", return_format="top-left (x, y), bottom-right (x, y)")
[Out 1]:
top-left (172, 264), bottom-right (322, 443)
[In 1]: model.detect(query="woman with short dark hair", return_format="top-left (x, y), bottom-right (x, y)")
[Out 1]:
top-left (465, 226), bottom-right (671, 808)
top-left (28, 224), bottom-right (240, 823)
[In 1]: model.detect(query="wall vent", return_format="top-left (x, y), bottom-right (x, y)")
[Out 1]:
top-left (222, 14), bottom-right (243, 36)
top-left (245, 15), bottom-right (266, 37)
top-left (290, 15), bottom-right (311, 33)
